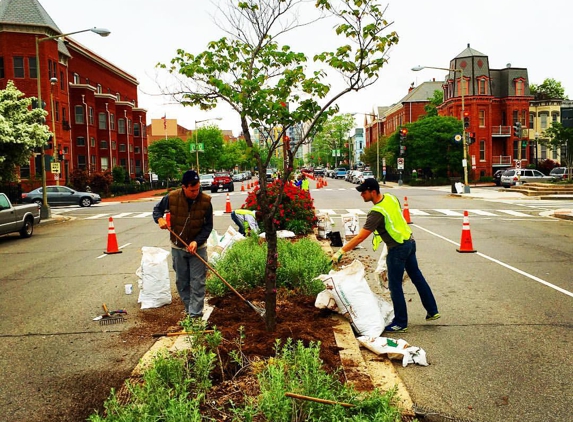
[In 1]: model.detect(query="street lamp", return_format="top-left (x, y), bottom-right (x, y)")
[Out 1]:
top-left (412, 65), bottom-right (470, 193)
top-left (36, 27), bottom-right (111, 219)
top-left (194, 117), bottom-right (222, 173)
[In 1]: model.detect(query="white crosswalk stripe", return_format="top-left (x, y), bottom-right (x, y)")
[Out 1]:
top-left (434, 209), bottom-right (465, 216)
top-left (346, 209), bottom-right (367, 215)
top-left (132, 212), bottom-right (153, 218)
top-left (111, 212), bottom-right (135, 218)
top-left (496, 209), bottom-right (533, 217)
top-left (409, 209), bottom-right (431, 216)
top-left (317, 209), bottom-right (337, 215)
top-left (85, 213), bottom-right (110, 220)
top-left (468, 209), bottom-right (498, 216)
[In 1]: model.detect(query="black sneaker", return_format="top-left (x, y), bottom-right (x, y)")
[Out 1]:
top-left (425, 313), bottom-right (441, 321)
top-left (384, 324), bottom-right (408, 333)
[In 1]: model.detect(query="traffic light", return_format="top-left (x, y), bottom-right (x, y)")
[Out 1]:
top-left (513, 122), bottom-right (522, 138)
top-left (399, 145), bottom-right (406, 155)
top-left (463, 111), bottom-right (470, 129)
top-left (58, 149), bottom-right (64, 160)
top-left (399, 128), bottom-right (408, 141)
top-left (467, 132), bottom-right (476, 145)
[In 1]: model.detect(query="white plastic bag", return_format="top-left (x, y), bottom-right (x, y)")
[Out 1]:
top-left (315, 260), bottom-right (385, 337)
top-left (136, 246), bottom-right (172, 309)
top-left (357, 336), bottom-right (428, 367)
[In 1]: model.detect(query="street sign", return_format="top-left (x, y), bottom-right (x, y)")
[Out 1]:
top-left (397, 158), bottom-right (404, 170)
top-left (190, 143), bottom-right (204, 152)
top-left (50, 162), bottom-right (61, 173)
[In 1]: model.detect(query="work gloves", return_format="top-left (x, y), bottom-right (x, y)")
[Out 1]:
top-left (331, 248), bottom-right (345, 264)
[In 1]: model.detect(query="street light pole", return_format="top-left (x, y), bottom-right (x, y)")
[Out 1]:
top-left (35, 27), bottom-right (110, 219)
top-left (194, 117), bottom-right (222, 173)
top-left (412, 65), bottom-right (471, 193)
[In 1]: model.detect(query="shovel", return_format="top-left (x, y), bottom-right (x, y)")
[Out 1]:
top-left (165, 226), bottom-right (266, 318)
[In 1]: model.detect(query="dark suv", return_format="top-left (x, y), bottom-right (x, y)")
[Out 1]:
top-left (210, 172), bottom-right (234, 193)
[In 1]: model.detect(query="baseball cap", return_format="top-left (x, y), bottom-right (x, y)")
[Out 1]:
top-left (356, 178), bottom-right (379, 192)
top-left (181, 170), bottom-right (200, 185)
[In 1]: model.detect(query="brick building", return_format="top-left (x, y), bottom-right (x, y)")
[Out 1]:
top-left (365, 44), bottom-right (533, 179)
top-left (0, 0), bottom-right (147, 187)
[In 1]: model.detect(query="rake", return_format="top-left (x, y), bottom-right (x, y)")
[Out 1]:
top-left (165, 227), bottom-right (266, 318)
top-left (96, 303), bottom-right (126, 325)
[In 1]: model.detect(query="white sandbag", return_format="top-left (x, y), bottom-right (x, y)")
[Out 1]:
top-left (218, 226), bottom-right (246, 256)
top-left (357, 336), bottom-right (428, 367)
top-left (259, 230), bottom-right (295, 238)
top-left (315, 260), bottom-right (384, 337)
top-left (341, 213), bottom-right (360, 240)
top-left (136, 246), bottom-right (172, 309)
top-left (314, 290), bottom-right (338, 311)
top-left (374, 243), bottom-right (409, 290)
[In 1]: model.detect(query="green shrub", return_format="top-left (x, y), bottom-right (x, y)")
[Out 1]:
top-left (207, 236), bottom-right (329, 296)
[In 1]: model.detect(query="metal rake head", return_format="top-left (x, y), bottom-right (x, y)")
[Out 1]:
top-left (99, 316), bottom-right (126, 326)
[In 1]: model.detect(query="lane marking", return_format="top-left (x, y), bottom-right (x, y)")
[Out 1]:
top-left (412, 224), bottom-right (573, 298)
top-left (468, 209), bottom-right (498, 216)
top-left (497, 209), bottom-right (533, 217)
top-left (85, 213), bottom-right (110, 220)
top-left (96, 243), bottom-right (132, 259)
top-left (111, 212), bottom-right (134, 218)
top-left (434, 209), bottom-right (464, 216)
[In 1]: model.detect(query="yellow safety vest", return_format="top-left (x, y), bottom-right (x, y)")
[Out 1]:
top-left (370, 194), bottom-right (412, 251)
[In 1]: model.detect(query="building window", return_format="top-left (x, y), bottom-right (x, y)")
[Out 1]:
top-left (101, 157), bottom-right (109, 171)
top-left (100, 140), bottom-right (108, 149)
top-left (135, 146), bottom-right (141, 154)
top-left (540, 114), bottom-right (547, 129)
top-left (13, 56), bottom-right (24, 78)
top-left (97, 84), bottom-right (102, 93)
top-left (91, 154), bottom-right (96, 168)
top-left (119, 143), bottom-right (126, 152)
top-left (90, 137), bottom-right (96, 147)
top-left (55, 102), bottom-right (60, 121)
top-left (129, 144), bottom-right (133, 152)
top-left (60, 71), bottom-right (64, 89)
top-left (110, 113), bottom-right (115, 131)
top-left (529, 113), bottom-right (534, 129)
top-left (73, 73), bottom-right (80, 84)
top-left (98, 113), bottom-right (107, 129)
top-left (128, 119), bottom-right (132, 134)
top-left (75, 105), bottom-right (84, 124)
top-left (552, 112), bottom-right (559, 122)
top-left (0, 57), bottom-right (4, 78)
top-left (479, 110), bottom-right (485, 127)
top-left (515, 79), bottom-right (525, 96)
top-left (78, 155), bottom-right (86, 169)
top-left (111, 141), bottom-right (116, 150)
top-left (479, 140), bottom-right (485, 161)
top-left (477, 78), bottom-right (488, 95)
top-left (19, 164), bottom-right (30, 179)
top-left (77, 137), bottom-right (85, 146)
top-left (512, 110), bottom-right (519, 124)
top-left (134, 123), bottom-right (140, 136)
top-left (89, 107), bottom-right (94, 125)
top-left (120, 158), bottom-right (127, 167)
top-left (29, 57), bottom-right (37, 78)
top-left (540, 145), bottom-right (547, 160)
top-left (118, 118), bottom-right (126, 134)
top-left (116, 92), bottom-right (121, 100)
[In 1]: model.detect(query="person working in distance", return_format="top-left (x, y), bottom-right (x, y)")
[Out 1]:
top-left (331, 178), bottom-right (440, 333)
top-left (152, 170), bottom-right (213, 318)
top-left (231, 208), bottom-right (260, 236)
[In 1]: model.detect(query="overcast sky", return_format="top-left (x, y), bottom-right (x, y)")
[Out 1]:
top-left (39, 0), bottom-right (573, 135)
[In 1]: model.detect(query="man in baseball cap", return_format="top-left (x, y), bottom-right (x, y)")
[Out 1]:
top-left (332, 176), bottom-right (440, 334)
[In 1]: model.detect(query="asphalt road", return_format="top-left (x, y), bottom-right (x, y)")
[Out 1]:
top-left (1, 180), bottom-right (571, 422)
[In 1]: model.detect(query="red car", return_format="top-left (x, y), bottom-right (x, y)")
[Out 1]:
top-left (210, 172), bottom-right (234, 193)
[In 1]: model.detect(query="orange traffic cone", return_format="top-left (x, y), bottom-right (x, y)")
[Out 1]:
top-left (104, 217), bottom-right (122, 254)
top-left (225, 193), bottom-right (232, 213)
top-left (457, 211), bottom-right (476, 253)
top-left (402, 196), bottom-right (412, 224)
top-left (241, 182), bottom-right (245, 192)
top-left (323, 177), bottom-right (328, 187)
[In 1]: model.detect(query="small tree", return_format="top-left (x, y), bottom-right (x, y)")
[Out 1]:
top-left (112, 165), bottom-right (127, 183)
top-left (542, 122), bottom-right (573, 179)
top-left (160, 0), bottom-right (399, 331)
top-left (0, 80), bottom-right (51, 181)
top-left (147, 138), bottom-right (191, 186)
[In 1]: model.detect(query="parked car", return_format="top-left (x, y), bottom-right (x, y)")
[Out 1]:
top-left (500, 169), bottom-right (553, 188)
top-left (549, 167), bottom-right (570, 181)
top-left (200, 173), bottom-right (215, 189)
top-left (21, 186), bottom-right (101, 207)
top-left (210, 172), bottom-right (234, 193)
top-left (334, 168), bottom-right (348, 179)
top-left (493, 169), bottom-right (510, 186)
top-left (351, 171), bottom-right (363, 184)
top-left (358, 170), bottom-right (375, 184)
top-left (232, 173), bottom-right (244, 182)
top-left (313, 167), bottom-right (326, 177)
top-left (0, 193), bottom-right (41, 238)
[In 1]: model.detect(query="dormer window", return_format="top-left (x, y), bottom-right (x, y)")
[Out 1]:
top-left (477, 76), bottom-right (489, 95)
top-left (514, 78), bottom-right (526, 96)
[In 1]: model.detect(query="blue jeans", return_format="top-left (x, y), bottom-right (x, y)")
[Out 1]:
top-left (171, 247), bottom-right (207, 316)
top-left (386, 239), bottom-right (438, 327)
top-left (230, 211), bottom-right (245, 235)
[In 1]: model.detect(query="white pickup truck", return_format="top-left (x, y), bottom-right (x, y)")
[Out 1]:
top-left (0, 192), bottom-right (41, 238)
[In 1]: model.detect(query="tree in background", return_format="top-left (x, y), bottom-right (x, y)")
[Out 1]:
top-left (384, 116), bottom-right (463, 179)
top-left (313, 114), bottom-right (355, 168)
top-left (147, 138), bottom-right (191, 187)
top-left (530, 78), bottom-right (568, 100)
top-left (160, 0), bottom-right (399, 331)
top-left (422, 90), bottom-right (444, 118)
top-left (0, 81), bottom-right (51, 181)
top-left (187, 125), bottom-right (224, 172)
top-left (542, 122), bottom-right (573, 179)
